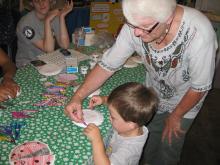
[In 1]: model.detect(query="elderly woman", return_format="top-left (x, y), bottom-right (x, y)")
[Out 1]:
top-left (65, 0), bottom-right (218, 165)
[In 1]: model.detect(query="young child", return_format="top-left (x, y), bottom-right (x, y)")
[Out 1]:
top-left (84, 82), bottom-right (158, 165)
top-left (16, 0), bottom-right (73, 68)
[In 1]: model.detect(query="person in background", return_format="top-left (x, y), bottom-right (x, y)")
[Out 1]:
top-left (16, 0), bottom-right (73, 68)
top-left (65, 0), bottom-right (218, 164)
top-left (0, 48), bottom-right (20, 102)
top-left (84, 82), bottom-right (158, 165)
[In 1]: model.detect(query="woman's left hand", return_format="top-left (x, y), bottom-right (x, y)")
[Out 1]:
top-left (162, 112), bottom-right (185, 145)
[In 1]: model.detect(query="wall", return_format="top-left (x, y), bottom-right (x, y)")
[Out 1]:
top-left (195, 0), bottom-right (220, 88)
top-left (213, 22), bottom-right (220, 89)
top-left (195, 0), bottom-right (220, 14)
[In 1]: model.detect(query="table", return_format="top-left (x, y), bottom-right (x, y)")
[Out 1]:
top-left (0, 56), bottom-right (145, 165)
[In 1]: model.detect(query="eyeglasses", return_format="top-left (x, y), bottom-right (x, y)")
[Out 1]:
top-left (126, 21), bottom-right (159, 34)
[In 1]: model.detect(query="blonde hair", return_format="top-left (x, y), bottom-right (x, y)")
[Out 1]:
top-left (122, 0), bottom-right (176, 26)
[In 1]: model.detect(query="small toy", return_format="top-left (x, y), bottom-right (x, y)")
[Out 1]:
top-left (89, 60), bottom-right (96, 70)
top-left (91, 53), bottom-right (100, 63)
top-left (80, 65), bottom-right (89, 76)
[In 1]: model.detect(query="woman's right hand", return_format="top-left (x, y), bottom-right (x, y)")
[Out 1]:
top-left (64, 95), bottom-right (83, 122)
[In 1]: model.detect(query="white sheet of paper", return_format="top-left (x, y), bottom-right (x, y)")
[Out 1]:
top-left (72, 109), bottom-right (104, 128)
top-left (38, 64), bottom-right (63, 76)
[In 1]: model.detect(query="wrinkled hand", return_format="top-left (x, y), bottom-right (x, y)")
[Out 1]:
top-left (64, 96), bottom-right (83, 122)
top-left (88, 95), bottom-right (103, 109)
top-left (0, 78), bottom-right (20, 102)
top-left (162, 113), bottom-right (185, 145)
top-left (59, 0), bottom-right (73, 18)
top-left (84, 123), bottom-right (102, 143)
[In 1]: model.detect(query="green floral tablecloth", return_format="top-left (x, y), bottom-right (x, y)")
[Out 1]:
top-left (0, 61), bottom-right (145, 165)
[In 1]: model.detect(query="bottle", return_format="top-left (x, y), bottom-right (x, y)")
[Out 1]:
top-left (77, 28), bottom-right (85, 47)
top-left (65, 55), bottom-right (78, 74)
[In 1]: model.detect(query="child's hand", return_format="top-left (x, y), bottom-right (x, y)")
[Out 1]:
top-left (59, 0), bottom-right (73, 18)
top-left (84, 124), bottom-right (102, 143)
top-left (88, 95), bottom-right (103, 109)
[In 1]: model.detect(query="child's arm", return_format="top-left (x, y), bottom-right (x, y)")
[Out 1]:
top-left (89, 96), bottom-right (108, 109)
top-left (84, 124), bottom-right (110, 165)
top-left (57, 1), bottom-right (73, 49)
top-left (102, 96), bottom-right (108, 105)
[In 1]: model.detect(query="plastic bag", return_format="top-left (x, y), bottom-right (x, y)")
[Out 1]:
top-left (91, 31), bottom-right (115, 50)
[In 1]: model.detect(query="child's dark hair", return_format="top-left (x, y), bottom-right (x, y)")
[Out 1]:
top-left (107, 82), bottom-right (158, 126)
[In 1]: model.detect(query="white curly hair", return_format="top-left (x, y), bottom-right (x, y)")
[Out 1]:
top-left (122, 0), bottom-right (176, 26)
